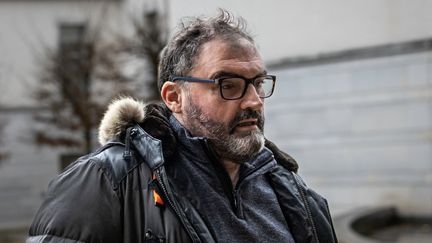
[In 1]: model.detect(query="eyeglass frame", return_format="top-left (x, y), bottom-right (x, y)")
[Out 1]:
top-left (171, 74), bottom-right (276, 100)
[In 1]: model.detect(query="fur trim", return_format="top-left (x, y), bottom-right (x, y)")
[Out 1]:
top-left (98, 97), bottom-right (146, 145)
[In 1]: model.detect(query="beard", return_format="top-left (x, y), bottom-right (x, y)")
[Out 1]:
top-left (183, 96), bottom-right (265, 163)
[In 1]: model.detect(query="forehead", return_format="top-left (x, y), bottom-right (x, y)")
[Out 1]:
top-left (190, 38), bottom-right (265, 78)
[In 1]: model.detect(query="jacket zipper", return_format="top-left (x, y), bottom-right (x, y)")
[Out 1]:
top-left (232, 156), bottom-right (275, 216)
top-left (232, 190), bottom-right (238, 209)
top-left (236, 156), bottom-right (274, 188)
top-left (200, 140), bottom-right (238, 212)
top-left (155, 168), bottom-right (200, 243)
top-left (200, 139), bottom-right (274, 217)
top-left (293, 174), bottom-right (320, 243)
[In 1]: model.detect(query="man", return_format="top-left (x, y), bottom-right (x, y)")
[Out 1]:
top-left (28, 10), bottom-right (337, 243)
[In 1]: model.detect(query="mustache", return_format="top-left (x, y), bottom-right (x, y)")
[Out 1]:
top-left (228, 109), bottom-right (264, 133)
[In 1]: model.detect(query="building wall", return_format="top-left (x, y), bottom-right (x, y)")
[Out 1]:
top-left (0, 0), bottom-right (127, 231)
top-left (0, 0), bottom-right (126, 107)
top-left (0, 109), bottom-right (63, 229)
top-left (266, 46), bottom-right (432, 216)
top-left (169, 0), bottom-right (432, 62)
top-left (1, 0), bottom-right (432, 237)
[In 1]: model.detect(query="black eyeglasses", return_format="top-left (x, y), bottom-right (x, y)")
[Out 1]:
top-left (172, 75), bottom-right (276, 100)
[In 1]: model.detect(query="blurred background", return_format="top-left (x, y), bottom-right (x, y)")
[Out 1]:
top-left (0, 0), bottom-right (431, 242)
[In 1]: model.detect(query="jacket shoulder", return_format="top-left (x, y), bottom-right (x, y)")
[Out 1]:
top-left (87, 141), bottom-right (147, 189)
top-left (265, 139), bottom-right (298, 172)
top-left (28, 145), bottom-right (125, 242)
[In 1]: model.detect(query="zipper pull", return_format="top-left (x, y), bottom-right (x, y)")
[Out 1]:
top-left (232, 190), bottom-right (237, 209)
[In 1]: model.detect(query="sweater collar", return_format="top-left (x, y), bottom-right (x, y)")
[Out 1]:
top-left (168, 114), bottom-right (274, 170)
top-left (169, 114), bottom-right (212, 161)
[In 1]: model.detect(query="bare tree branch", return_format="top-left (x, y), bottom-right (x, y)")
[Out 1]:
top-left (32, 8), bottom-right (168, 154)
top-left (112, 9), bottom-right (168, 101)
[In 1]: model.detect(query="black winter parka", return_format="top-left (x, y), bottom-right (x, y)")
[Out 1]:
top-left (28, 99), bottom-right (338, 243)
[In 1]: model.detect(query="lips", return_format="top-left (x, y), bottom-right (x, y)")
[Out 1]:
top-left (233, 119), bottom-right (259, 133)
top-left (236, 119), bottom-right (258, 127)
top-left (228, 109), bottom-right (264, 134)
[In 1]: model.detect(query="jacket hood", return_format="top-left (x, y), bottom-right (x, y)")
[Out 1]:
top-left (98, 97), bottom-right (147, 145)
top-left (98, 97), bottom-right (298, 172)
top-left (98, 97), bottom-right (178, 161)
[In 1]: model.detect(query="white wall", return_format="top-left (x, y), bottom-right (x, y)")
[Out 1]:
top-left (0, 0), bottom-right (127, 229)
top-left (0, 111), bottom-right (63, 228)
top-left (265, 51), bottom-right (432, 216)
top-left (0, 0), bottom-right (127, 107)
top-left (1, 0), bottom-right (431, 230)
top-left (3, 0), bottom-right (432, 105)
top-left (168, 0), bottom-right (432, 62)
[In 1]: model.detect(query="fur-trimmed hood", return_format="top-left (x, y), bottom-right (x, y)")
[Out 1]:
top-left (98, 97), bottom-right (147, 145)
top-left (99, 97), bottom-right (178, 161)
top-left (98, 97), bottom-right (298, 172)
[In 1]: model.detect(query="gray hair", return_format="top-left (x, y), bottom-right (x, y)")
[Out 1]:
top-left (157, 9), bottom-right (255, 91)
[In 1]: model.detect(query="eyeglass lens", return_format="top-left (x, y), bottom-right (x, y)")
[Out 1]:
top-left (219, 76), bottom-right (274, 99)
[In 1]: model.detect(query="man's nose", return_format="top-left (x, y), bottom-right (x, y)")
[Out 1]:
top-left (240, 84), bottom-right (263, 110)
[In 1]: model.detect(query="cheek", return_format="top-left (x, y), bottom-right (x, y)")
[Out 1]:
top-left (211, 103), bottom-right (240, 125)
top-left (189, 87), bottom-right (241, 123)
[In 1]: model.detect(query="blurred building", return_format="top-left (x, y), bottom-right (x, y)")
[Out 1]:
top-left (0, 0), bottom-right (431, 242)
top-left (0, 0), bottom-right (127, 240)
top-left (266, 39), bottom-right (432, 217)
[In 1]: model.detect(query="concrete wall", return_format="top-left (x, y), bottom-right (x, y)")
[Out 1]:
top-left (3, 0), bottom-right (432, 106)
top-left (168, 0), bottom-right (432, 61)
top-left (1, 0), bottom-right (432, 235)
top-left (0, 0), bottom-right (127, 107)
top-left (0, 110), bottom-right (62, 229)
top-left (265, 46), bottom-right (432, 216)
top-left (0, 0), bottom-right (127, 230)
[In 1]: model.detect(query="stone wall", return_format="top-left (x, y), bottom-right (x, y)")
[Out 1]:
top-left (266, 42), bottom-right (432, 216)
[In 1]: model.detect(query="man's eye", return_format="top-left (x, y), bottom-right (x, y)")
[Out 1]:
top-left (255, 80), bottom-right (264, 86)
top-left (254, 78), bottom-right (265, 87)
top-left (221, 83), bottom-right (236, 89)
top-left (220, 79), bottom-right (242, 89)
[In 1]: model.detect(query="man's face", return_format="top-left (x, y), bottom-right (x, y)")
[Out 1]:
top-left (178, 38), bottom-right (266, 163)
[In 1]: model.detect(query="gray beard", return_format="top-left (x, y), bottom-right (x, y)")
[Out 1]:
top-left (183, 97), bottom-right (265, 163)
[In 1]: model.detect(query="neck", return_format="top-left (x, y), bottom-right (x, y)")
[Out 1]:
top-left (221, 159), bottom-right (241, 188)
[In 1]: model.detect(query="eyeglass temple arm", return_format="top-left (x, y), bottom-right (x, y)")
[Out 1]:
top-left (172, 76), bottom-right (215, 83)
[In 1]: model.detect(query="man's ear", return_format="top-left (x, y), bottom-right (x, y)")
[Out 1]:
top-left (161, 81), bottom-right (183, 113)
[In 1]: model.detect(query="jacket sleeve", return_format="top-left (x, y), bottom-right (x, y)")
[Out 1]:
top-left (27, 158), bottom-right (122, 243)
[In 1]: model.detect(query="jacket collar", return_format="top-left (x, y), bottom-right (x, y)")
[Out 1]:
top-left (168, 113), bottom-right (276, 171)
top-left (168, 114), bottom-right (211, 162)
top-left (98, 97), bottom-right (298, 172)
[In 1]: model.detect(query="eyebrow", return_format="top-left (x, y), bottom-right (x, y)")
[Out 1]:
top-left (211, 70), bottom-right (268, 80)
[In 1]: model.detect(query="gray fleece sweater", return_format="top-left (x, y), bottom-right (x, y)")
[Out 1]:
top-left (166, 115), bottom-right (295, 243)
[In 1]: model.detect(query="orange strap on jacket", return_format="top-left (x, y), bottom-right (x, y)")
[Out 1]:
top-left (152, 174), bottom-right (165, 207)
